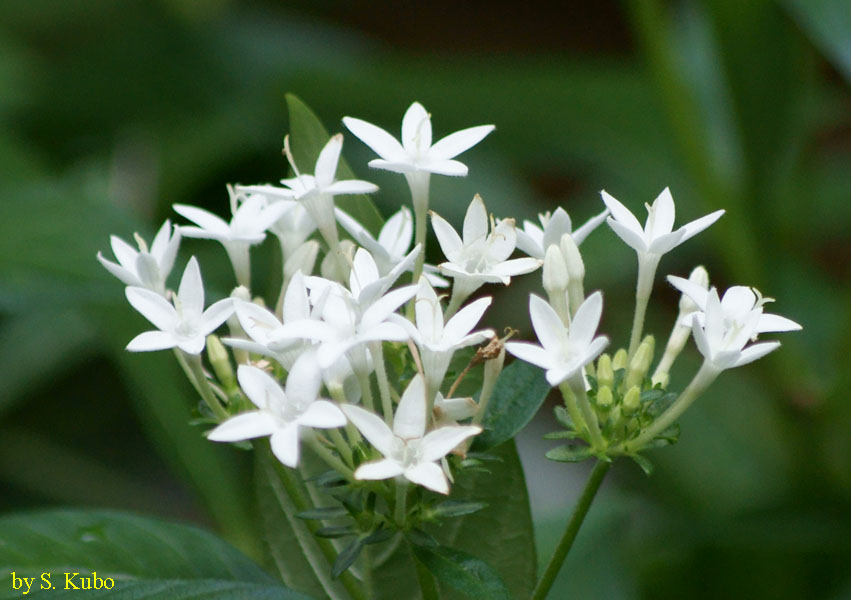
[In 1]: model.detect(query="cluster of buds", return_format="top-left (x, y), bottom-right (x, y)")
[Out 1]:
top-left (98, 100), bottom-right (801, 569)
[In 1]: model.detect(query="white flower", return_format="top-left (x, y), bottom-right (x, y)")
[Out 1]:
top-left (208, 359), bottom-right (346, 468)
top-left (233, 188), bottom-right (317, 258)
top-left (600, 187), bottom-right (724, 258)
top-left (336, 206), bottom-right (448, 287)
top-left (342, 375), bottom-right (481, 494)
top-left (97, 220), bottom-right (181, 295)
top-left (174, 193), bottom-right (290, 287)
top-left (506, 292), bottom-right (609, 386)
top-left (125, 257), bottom-right (234, 354)
top-left (343, 102), bottom-right (494, 177)
top-left (431, 195), bottom-right (541, 297)
top-left (395, 277), bottom-right (494, 391)
top-left (667, 276), bottom-right (801, 370)
top-left (515, 207), bottom-right (609, 259)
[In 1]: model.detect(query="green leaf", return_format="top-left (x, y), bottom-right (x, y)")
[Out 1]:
top-left (412, 546), bottom-right (512, 600)
top-left (296, 507), bottom-right (349, 521)
top-left (546, 444), bottom-right (593, 463)
top-left (431, 501), bottom-right (487, 519)
top-left (472, 360), bottom-right (551, 451)
top-left (285, 94), bottom-right (384, 235)
top-left (630, 453), bottom-right (655, 476)
top-left (332, 538), bottom-right (365, 579)
top-left (0, 509), bottom-right (308, 599)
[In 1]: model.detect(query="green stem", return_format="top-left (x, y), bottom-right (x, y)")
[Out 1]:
top-left (179, 351), bottom-right (229, 421)
top-left (268, 453), bottom-right (366, 600)
top-left (567, 376), bottom-right (605, 451)
top-left (394, 479), bottom-right (408, 526)
top-left (328, 428), bottom-right (354, 468)
top-left (371, 342), bottom-right (395, 426)
top-left (307, 435), bottom-right (355, 481)
top-left (356, 369), bottom-right (376, 413)
top-left (531, 460), bottom-right (611, 600)
top-left (558, 382), bottom-right (587, 441)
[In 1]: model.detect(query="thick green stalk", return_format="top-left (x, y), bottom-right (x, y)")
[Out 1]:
top-left (531, 460), bottom-right (611, 600)
top-left (179, 351), bottom-right (229, 421)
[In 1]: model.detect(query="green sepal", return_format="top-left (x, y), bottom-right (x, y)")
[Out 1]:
top-left (545, 444), bottom-right (593, 463)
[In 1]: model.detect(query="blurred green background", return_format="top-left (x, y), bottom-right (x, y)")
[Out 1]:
top-left (1, 0), bottom-right (849, 598)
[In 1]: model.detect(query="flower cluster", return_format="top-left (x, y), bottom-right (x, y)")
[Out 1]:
top-left (99, 100), bottom-right (800, 563)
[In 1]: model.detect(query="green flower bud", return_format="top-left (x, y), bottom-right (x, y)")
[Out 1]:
top-left (206, 335), bottom-right (235, 391)
top-left (622, 385), bottom-right (641, 416)
top-left (596, 385), bottom-right (613, 410)
top-left (612, 348), bottom-right (629, 372)
top-left (596, 353), bottom-right (614, 389)
top-left (626, 335), bottom-right (654, 389)
top-left (543, 244), bottom-right (569, 294)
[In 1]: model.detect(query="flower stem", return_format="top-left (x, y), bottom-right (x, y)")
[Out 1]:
top-left (356, 369), bottom-right (376, 413)
top-left (627, 360), bottom-right (719, 451)
top-left (327, 428), bottom-right (354, 470)
top-left (628, 255), bottom-right (659, 358)
top-left (407, 172), bottom-right (431, 286)
top-left (531, 460), bottom-right (611, 600)
top-left (394, 479), bottom-right (408, 526)
top-left (307, 435), bottom-right (355, 481)
top-left (178, 351), bottom-right (229, 421)
top-left (558, 382), bottom-right (588, 443)
top-left (371, 342), bottom-right (395, 426)
top-left (567, 375), bottom-right (605, 451)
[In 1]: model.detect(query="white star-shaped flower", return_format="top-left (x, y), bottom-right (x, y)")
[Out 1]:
top-left (342, 374), bottom-right (481, 494)
top-left (506, 292), bottom-right (609, 386)
top-left (174, 193), bottom-right (290, 287)
top-left (600, 187), bottom-right (724, 258)
top-left (208, 358), bottom-right (346, 468)
top-left (343, 102), bottom-right (494, 177)
top-left (431, 195), bottom-right (541, 299)
top-left (125, 256), bottom-right (234, 354)
top-left (395, 277), bottom-right (494, 391)
top-left (515, 207), bottom-right (609, 259)
top-left (97, 220), bottom-right (181, 295)
top-left (336, 206), bottom-right (447, 287)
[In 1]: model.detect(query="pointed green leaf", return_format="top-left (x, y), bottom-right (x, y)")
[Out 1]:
top-left (546, 444), bottom-right (593, 463)
top-left (412, 546), bottom-right (512, 600)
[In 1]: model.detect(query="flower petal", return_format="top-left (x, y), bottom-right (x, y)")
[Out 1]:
top-left (367, 159), bottom-right (416, 174)
top-left (342, 116), bottom-right (406, 161)
top-left (677, 209), bottom-right (725, 244)
top-left (178, 257), bottom-right (205, 317)
top-left (125, 287), bottom-right (178, 331)
top-left (528, 294), bottom-right (568, 352)
top-left (98, 252), bottom-right (140, 287)
top-left (355, 458), bottom-right (405, 481)
top-left (444, 296), bottom-right (491, 342)
top-left (238, 364), bottom-right (287, 411)
top-left (394, 374), bottom-right (428, 439)
top-left (430, 212), bottom-right (463, 262)
top-left (341, 404), bottom-right (395, 456)
top-left (649, 187), bottom-right (675, 238)
top-left (401, 102), bottom-right (431, 155)
top-left (757, 313), bottom-right (802, 333)
top-left (600, 190), bottom-right (643, 234)
top-left (606, 217), bottom-right (648, 253)
top-left (421, 425), bottom-right (481, 462)
top-left (429, 125), bottom-right (495, 160)
top-left (462, 195), bottom-right (489, 246)
top-left (208, 411), bottom-right (277, 442)
top-left (201, 298), bottom-right (235, 334)
top-left (668, 275), bottom-right (710, 309)
top-left (324, 179), bottom-right (379, 196)
top-left (173, 204), bottom-right (230, 237)
top-left (569, 291), bottom-right (604, 347)
top-left (314, 134), bottom-right (343, 189)
top-left (418, 158), bottom-right (468, 177)
top-left (110, 235), bottom-right (139, 271)
top-left (571, 208), bottom-right (609, 246)
top-left (378, 206), bottom-right (414, 258)
top-left (298, 400), bottom-right (346, 429)
top-left (126, 330), bottom-right (177, 352)
top-left (404, 462), bottom-right (449, 494)
top-left (505, 341), bottom-right (553, 372)
top-left (285, 351), bottom-right (323, 406)
top-left (732, 341), bottom-right (781, 368)
top-left (270, 424), bottom-right (301, 468)
top-left (415, 279), bottom-right (442, 340)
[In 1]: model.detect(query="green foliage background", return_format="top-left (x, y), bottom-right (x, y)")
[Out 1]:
top-left (0, 0), bottom-right (849, 597)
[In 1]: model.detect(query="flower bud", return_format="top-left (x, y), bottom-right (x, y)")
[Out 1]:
top-left (626, 335), bottom-right (654, 389)
top-left (596, 385), bottom-right (613, 410)
top-left (622, 385), bottom-right (641, 416)
top-left (559, 233), bottom-right (585, 283)
top-left (596, 353), bottom-right (614, 389)
top-left (284, 240), bottom-right (320, 282)
top-left (542, 245), bottom-right (569, 294)
top-left (612, 348), bottom-right (629, 372)
top-left (206, 334), bottom-right (235, 391)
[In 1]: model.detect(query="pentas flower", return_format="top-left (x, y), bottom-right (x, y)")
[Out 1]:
top-left (601, 188), bottom-right (724, 259)
top-left (432, 195), bottom-right (541, 304)
top-left (395, 277), bottom-right (494, 393)
top-left (668, 275), bottom-right (802, 337)
top-left (341, 375), bottom-right (481, 494)
top-left (336, 206), bottom-right (447, 287)
top-left (343, 102), bottom-right (494, 178)
top-left (515, 207), bottom-right (609, 260)
top-left (506, 292), bottom-right (609, 386)
top-left (125, 257), bottom-right (234, 355)
top-left (234, 187), bottom-right (317, 258)
top-left (97, 220), bottom-right (181, 295)
top-left (174, 192), bottom-right (289, 288)
top-left (208, 358), bottom-right (346, 468)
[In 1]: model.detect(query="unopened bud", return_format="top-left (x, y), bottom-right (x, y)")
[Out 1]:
top-left (651, 371), bottom-right (669, 389)
top-left (596, 386), bottom-right (613, 410)
top-left (284, 240), bottom-right (319, 282)
top-left (206, 335), bottom-right (235, 391)
top-left (612, 348), bottom-right (629, 372)
top-left (623, 385), bottom-right (641, 416)
top-left (596, 354), bottom-right (614, 389)
top-left (626, 335), bottom-right (654, 389)
top-left (559, 233), bottom-right (585, 283)
top-left (542, 245), bottom-right (569, 294)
